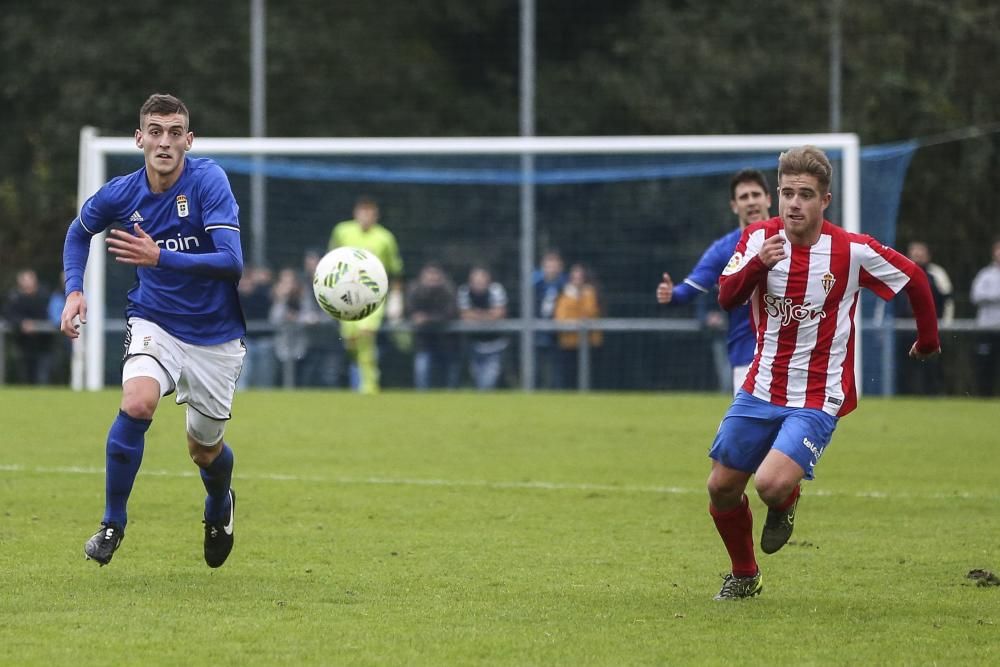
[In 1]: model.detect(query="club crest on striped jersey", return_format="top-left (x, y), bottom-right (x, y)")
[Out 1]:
top-left (176, 194), bottom-right (189, 218)
top-left (821, 272), bottom-right (836, 294)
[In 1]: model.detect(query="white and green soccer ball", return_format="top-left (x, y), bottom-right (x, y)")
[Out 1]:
top-left (312, 246), bottom-right (389, 321)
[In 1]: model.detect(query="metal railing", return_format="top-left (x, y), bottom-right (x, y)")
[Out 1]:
top-left (2, 318), bottom-right (996, 392)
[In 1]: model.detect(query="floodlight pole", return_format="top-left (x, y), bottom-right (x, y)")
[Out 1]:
top-left (519, 0), bottom-right (537, 391)
top-left (829, 0), bottom-right (842, 132)
top-left (250, 0), bottom-right (267, 267)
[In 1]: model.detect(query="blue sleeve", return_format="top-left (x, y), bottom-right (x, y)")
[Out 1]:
top-left (200, 162), bottom-right (241, 233)
top-left (669, 235), bottom-right (733, 306)
top-left (156, 227), bottom-right (243, 281)
top-left (79, 188), bottom-right (118, 235)
top-left (670, 282), bottom-right (704, 305)
top-left (64, 184), bottom-right (123, 294)
top-left (63, 218), bottom-right (93, 294)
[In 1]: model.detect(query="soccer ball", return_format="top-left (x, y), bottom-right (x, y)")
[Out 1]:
top-left (312, 247), bottom-right (389, 321)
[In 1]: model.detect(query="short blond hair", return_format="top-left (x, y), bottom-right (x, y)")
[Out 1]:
top-left (778, 145), bottom-right (833, 194)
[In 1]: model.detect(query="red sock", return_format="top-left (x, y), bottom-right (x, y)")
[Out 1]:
top-left (773, 484), bottom-right (801, 512)
top-left (710, 495), bottom-right (757, 578)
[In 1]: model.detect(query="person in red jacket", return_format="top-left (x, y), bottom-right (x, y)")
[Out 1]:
top-left (707, 145), bottom-right (941, 600)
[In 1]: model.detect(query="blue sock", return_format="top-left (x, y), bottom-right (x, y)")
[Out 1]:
top-left (104, 410), bottom-right (151, 527)
top-left (200, 444), bottom-right (234, 522)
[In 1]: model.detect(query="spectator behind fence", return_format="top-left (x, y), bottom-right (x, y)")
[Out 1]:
top-left (406, 263), bottom-right (459, 390)
top-left (47, 272), bottom-right (67, 326)
top-left (532, 250), bottom-right (567, 389)
top-left (268, 267), bottom-right (308, 384)
top-left (895, 241), bottom-right (953, 395)
top-left (47, 271), bottom-right (71, 384)
top-left (457, 265), bottom-right (508, 390)
top-left (237, 265), bottom-right (276, 389)
top-left (553, 262), bottom-right (603, 389)
top-left (970, 237), bottom-right (1000, 396)
top-left (4, 268), bottom-right (56, 384)
top-left (297, 248), bottom-right (344, 387)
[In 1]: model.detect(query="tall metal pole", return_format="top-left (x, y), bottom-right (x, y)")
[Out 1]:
top-left (519, 0), bottom-right (537, 391)
top-left (829, 0), bottom-right (842, 132)
top-left (250, 0), bottom-right (267, 267)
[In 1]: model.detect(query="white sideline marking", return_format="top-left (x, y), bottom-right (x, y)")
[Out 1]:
top-left (0, 463), bottom-right (994, 501)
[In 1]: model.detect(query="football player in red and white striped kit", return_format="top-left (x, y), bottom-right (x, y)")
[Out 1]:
top-left (707, 145), bottom-right (941, 600)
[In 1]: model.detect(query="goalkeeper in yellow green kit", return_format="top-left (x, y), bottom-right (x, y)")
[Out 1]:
top-left (328, 197), bottom-right (404, 393)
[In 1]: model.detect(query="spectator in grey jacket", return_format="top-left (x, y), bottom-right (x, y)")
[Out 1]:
top-left (971, 238), bottom-right (1000, 396)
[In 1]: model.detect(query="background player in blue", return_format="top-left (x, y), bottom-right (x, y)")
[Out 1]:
top-left (60, 94), bottom-right (245, 568)
top-left (655, 169), bottom-right (772, 393)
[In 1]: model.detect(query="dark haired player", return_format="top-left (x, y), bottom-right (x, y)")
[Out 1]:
top-left (61, 93), bottom-right (244, 567)
top-left (657, 169), bottom-right (772, 392)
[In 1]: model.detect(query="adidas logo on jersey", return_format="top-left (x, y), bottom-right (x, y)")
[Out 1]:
top-left (129, 211), bottom-right (145, 223)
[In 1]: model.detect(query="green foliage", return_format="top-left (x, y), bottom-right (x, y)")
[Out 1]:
top-left (1, 388), bottom-right (998, 665)
top-left (1, 0), bottom-right (999, 300)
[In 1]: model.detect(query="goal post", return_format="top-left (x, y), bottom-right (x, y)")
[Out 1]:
top-left (74, 131), bottom-right (861, 392)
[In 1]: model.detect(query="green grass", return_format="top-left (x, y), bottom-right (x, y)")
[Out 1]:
top-left (1, 388), bottom-right (998, 666)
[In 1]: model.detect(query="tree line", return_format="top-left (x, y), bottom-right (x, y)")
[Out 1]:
top-left (2, 0), bottom-right (998, 310)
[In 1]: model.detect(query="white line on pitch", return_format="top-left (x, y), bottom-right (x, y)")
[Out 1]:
top-left (0, 463), bottom-right (994, 501)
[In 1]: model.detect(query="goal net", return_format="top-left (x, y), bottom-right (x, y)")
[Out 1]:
top-left (74, 132), bottom-right (908, 394)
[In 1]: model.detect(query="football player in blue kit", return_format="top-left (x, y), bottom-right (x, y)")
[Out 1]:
top-left (656, 169), bottom-right (772, 393)
top-left (60, 94), bottom-right (245, 567)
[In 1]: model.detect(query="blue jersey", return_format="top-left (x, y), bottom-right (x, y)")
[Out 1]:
top-left (76, 157), bottom-right (245, 345)
top-left (667, 228), bottom-right (754, 367)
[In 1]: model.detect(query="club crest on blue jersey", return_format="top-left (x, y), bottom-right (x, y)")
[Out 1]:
top-left (176, 194), bottom-right (189, 218)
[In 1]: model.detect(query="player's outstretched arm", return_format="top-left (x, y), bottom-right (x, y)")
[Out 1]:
top-left (110, 223), bottom-right (243, 281)
top-left (61, 218), bottom-right (93, 339)
top-left (664, 234), bottom-right (737, 307)
top-left (902, 269), bottom-right (942, 359)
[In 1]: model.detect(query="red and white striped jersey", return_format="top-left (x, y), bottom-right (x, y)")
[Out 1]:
top-left (719, 217), bottom-right (919, 417)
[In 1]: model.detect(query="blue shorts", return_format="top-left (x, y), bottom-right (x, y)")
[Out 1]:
top-left (708, 391), bottom-right (839, 480)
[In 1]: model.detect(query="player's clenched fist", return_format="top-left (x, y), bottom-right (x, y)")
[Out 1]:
top-left (656, 272), bottom-right (674, 304)
top-left (758, 234), bottom-right (787, 268)
top-left (60, 291), bottom-right (87, 339)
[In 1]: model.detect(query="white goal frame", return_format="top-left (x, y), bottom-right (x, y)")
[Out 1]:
top-left (74, 130), bottom-right (861, 391)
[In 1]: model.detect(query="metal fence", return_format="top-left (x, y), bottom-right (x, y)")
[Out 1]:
top-left (3, 318), bottom-right (997, 396)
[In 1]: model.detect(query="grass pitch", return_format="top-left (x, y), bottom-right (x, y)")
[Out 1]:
top-left (1, 388), bottom-right (998, 666)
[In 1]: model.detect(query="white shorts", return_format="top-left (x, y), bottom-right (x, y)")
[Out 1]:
top-left (732, 364), bottom-right (751, 397)
top-left (121, 317), bottom-right (245, 420)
